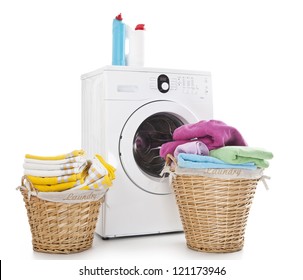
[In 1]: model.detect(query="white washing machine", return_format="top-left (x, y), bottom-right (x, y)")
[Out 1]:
top-left (81, 66), bottom-right (213, 238)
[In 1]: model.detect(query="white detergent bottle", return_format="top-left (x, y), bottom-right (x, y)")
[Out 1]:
top-left (127, 24), bottom-right (145, 67)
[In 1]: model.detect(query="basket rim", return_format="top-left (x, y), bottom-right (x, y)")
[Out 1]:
top-left (164, 154), bottom-right (264, 180)
top-left (19, 175), bottom-right (106, 204)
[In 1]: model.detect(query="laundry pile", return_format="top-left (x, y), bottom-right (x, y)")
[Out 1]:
top-left (160, 120), bottom-right (273, 169)
top-left (23, 150), bottom-right (116, 192)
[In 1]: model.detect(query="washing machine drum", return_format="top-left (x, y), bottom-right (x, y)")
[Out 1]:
top-left (133, 113), bottom-right (183, 177)
top-left (119, 101), bottom-right (198, 194)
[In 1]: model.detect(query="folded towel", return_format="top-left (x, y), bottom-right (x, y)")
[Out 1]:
top-left (24, 162), bottom-right (87, 177)
top-left (210, 146), bottom-right (273, 168)
top-left (23, 161), bottom-right (85, 171)
top-left (73, 154), bottom-right (116, 190)
top-left (25, 149), bottom-right (85, 160)
top-left (26, 167), bottom-right (89, 185)
top-left (177, 153), bottom-right (257, 169)
top-left (33, 179), bottom-right (85, 192)
top-left (24, 156), bottom-right (86, 165)
top-left (174, 141), bottom-right (209, 158)
top-left (83, 157), bottom-right (108, 185)
top-left (23, 150), bottom-right (116, 192)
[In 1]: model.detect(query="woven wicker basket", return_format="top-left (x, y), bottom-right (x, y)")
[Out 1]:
top-left (167, 155), bottom-right (260, 253)
top-left (20, 177), bottom-right (103, 254)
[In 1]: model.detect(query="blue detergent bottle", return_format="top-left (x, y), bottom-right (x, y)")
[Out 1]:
top-left (112, 13), bottom-right (126, 65)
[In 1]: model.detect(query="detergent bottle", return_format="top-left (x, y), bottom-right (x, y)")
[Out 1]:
top-left (127, 24), bottom-right (145, 67)
top-left (112, 13), bottom-right (126, 65)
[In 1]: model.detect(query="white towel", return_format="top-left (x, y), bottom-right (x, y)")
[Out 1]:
top-left (24, 156), bottom-right (86, 165)
top-left (24, 162), bottom-right (87, 177)
top-left (23, 161), bottom-right (85, 171)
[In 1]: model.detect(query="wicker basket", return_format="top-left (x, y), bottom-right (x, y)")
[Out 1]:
top-left (167, 155), bottom-right (261, 253)
top-left (20, 177), bottom-right (103, 254)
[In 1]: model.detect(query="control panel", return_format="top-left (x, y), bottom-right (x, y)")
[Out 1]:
top-left (149, 73), bottom-right (210, 98)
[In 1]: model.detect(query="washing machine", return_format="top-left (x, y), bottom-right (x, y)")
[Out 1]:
top-left (81, 66), bottom-right (213, 238)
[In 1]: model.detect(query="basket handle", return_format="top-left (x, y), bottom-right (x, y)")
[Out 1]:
top-left (21, 175), bottom-right (36, 191)
top-left (165, 154), bottom-right (177, 172)
top-left (18, 176), bottom-right (37, 202)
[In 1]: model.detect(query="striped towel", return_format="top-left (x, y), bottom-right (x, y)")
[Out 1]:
top-left (23, 161), bottom-right (85, 171)
top-left (26, 166), bottom-right (89, 185)
top-left (24, 161), bottom-right (88, 177)
top-left (25, 150), bottom-right (85, 161)
top-left (74, 155), bottom-right (116, 190)
top-left (32, 178), bottom-right (85, 192)
top-left (78, 178), bottom-right (104, 191)
top-left (24, 155), bottom-right (86, 165)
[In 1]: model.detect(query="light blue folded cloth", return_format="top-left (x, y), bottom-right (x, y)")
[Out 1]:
top-left (177, 153), bottom-right (257, 170)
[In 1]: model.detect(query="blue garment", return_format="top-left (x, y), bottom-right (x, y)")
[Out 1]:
top-left (177, 153), bottom-right (257, 170)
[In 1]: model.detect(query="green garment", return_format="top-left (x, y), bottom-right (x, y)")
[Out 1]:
top-left (210, 146), bottom-right (273, 168)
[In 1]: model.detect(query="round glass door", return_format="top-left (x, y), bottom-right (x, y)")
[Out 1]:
top-left (119, 100), bottom-right (198, 194)
top-left (133, 113), bottom-right (183, 178)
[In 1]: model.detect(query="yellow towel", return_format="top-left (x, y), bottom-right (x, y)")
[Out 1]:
top-left (79, 179), bottom-right (106, 191)
top-left (25, 149), bottom-right (85, 161)
top-left (95, 154), bottom-right (116, 187)
top-left (74, 155), bottom-right (116, 190)
top-left (26, 167), bottom-right (89, 185)
top-left (33, 179), bottom-right (85, 192)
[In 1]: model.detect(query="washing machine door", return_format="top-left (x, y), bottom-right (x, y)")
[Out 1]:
top-left (119, 100), bottom-right (199, 195)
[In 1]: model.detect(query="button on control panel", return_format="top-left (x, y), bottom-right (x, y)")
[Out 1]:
top-left (157, 74), bottom-right (170, 93)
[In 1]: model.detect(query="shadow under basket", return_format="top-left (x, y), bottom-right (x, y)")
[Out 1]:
top-left (21, 189), bottom-right (103, 254)
top-left (167, 155), bottom-right (261, 253)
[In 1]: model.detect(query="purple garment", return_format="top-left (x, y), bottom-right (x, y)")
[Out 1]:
top-left (160, 140), bottom-right (189, 159)
top-left (173, 120), bottom-right (247, 150)
top-left (174, 141), bottom-right (209, 158)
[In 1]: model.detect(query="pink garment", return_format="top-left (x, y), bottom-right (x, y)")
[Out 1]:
top-left (173, 120), bottom-right (247, 149)
top-left (160, 120), bottom-right (247, 159)
top-left (173, 141), bottom-right (209, 158)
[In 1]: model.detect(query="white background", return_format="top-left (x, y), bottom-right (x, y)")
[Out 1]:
top-left (1, 0), bottom-right (302, 279)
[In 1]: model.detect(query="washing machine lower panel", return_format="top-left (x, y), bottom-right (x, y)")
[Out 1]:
top-left (96, 167), bottom-right (183, 238)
